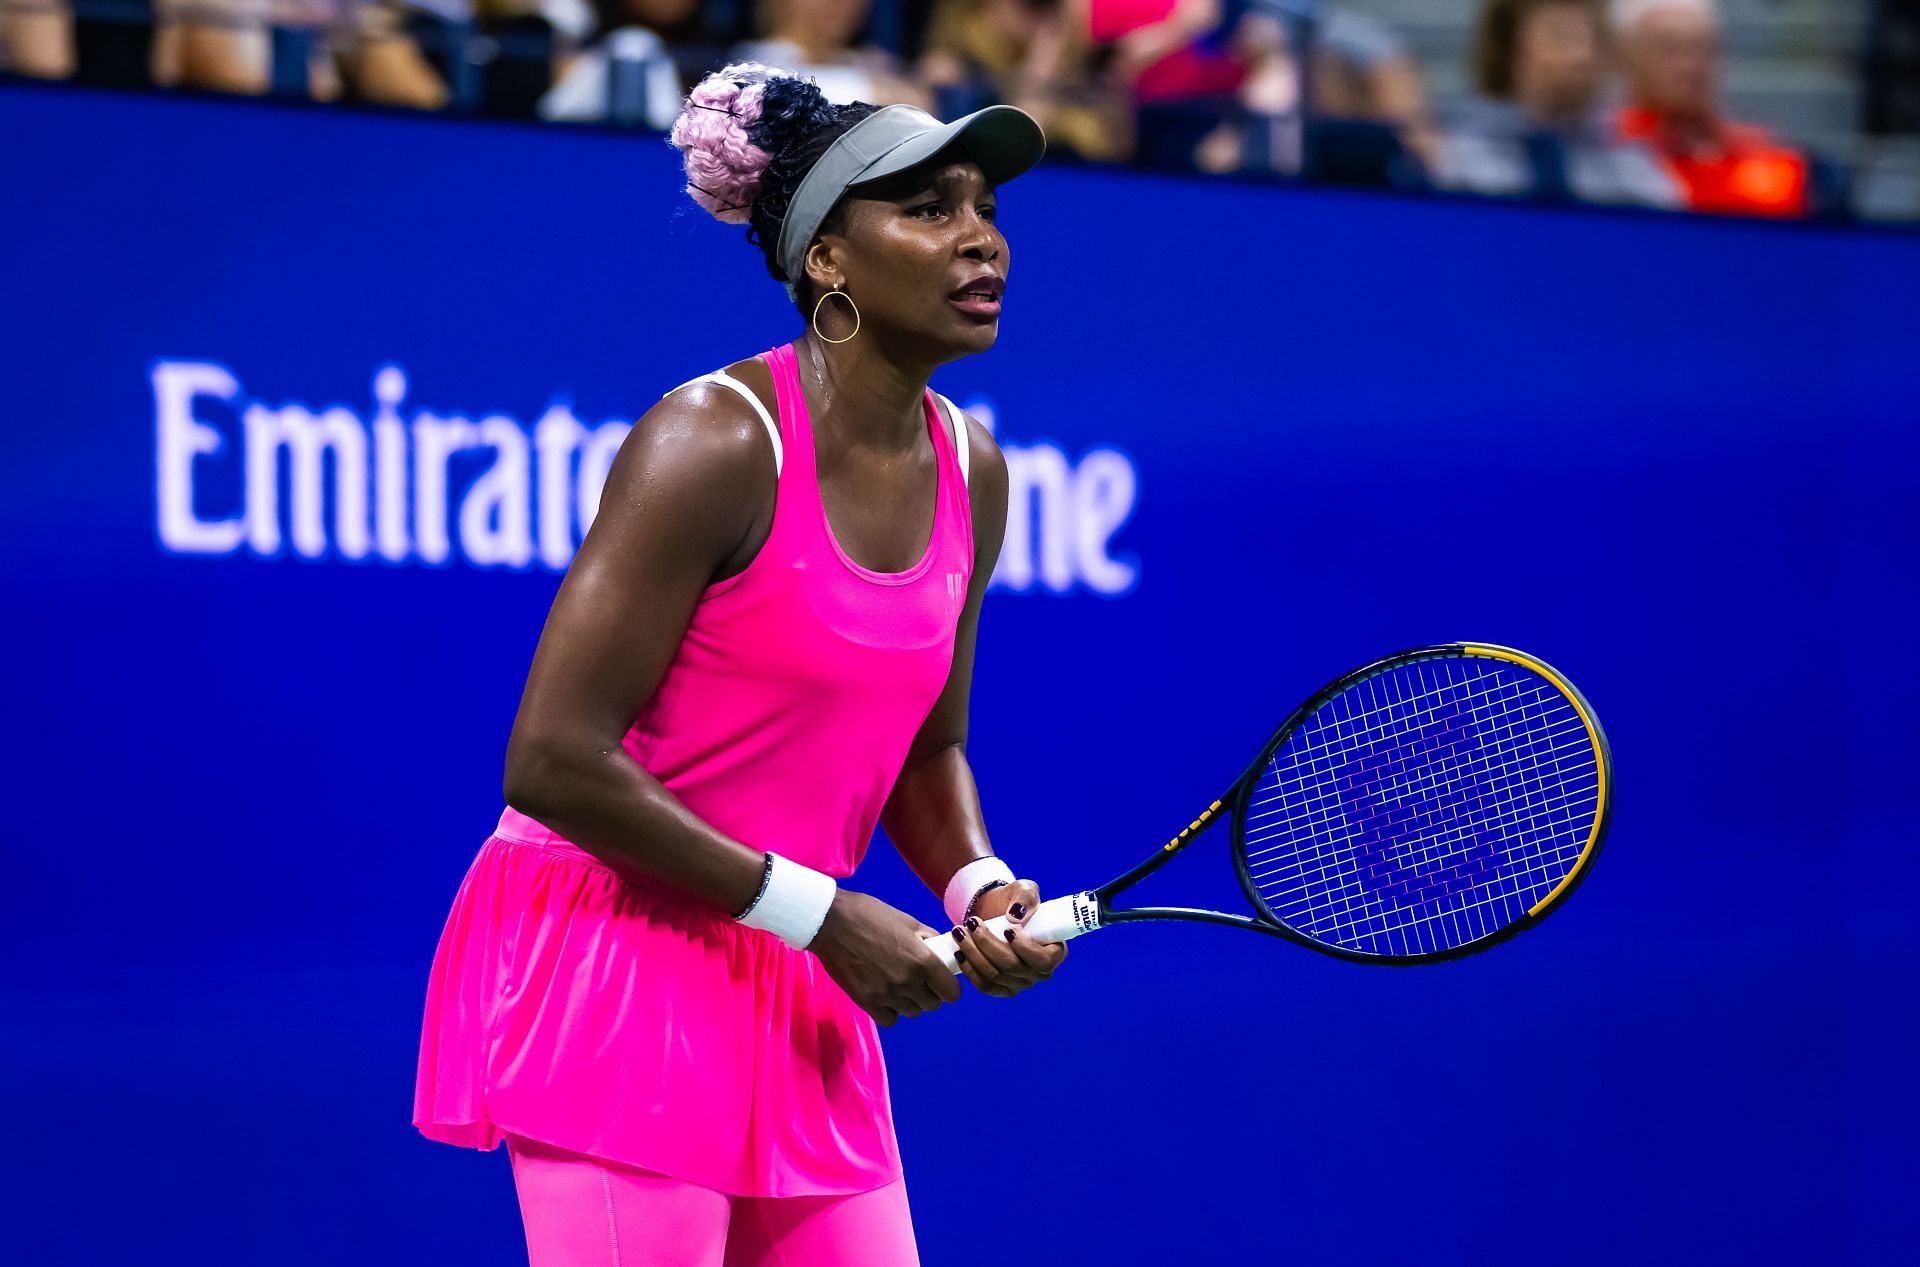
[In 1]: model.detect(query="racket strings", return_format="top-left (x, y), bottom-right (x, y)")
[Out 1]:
top-left (1243, 710), bottom-right (1593, 838)
top-left (1262, 668), bottom-right (1593, 942)
top-left (1279, 678), bottom-right (1592, 920)
top-left (1245, 744), bottom-right (1598, 882)
top-left (1242, 658), bottom-right (1602, 958)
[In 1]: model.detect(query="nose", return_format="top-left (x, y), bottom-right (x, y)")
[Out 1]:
top-left (960, 233), bottom-right (999, 264)
top-left (958, 210), bottom-right (1000, 263)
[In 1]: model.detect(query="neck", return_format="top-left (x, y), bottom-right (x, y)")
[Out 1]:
top-left (1635, 97), bottom-right (1717, 143)
top-left (799, 329), bottom-right (936, 454)
top-left (1517, 94), bottom-right (1590, 131)
top-left (1667, 111), bottom-right (1718, 147)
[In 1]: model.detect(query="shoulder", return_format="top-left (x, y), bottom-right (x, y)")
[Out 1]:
top-left (941, 402), bottom-right (1009, 557)
top-left (956, 406), bottom-right (1007, 498)
top-left (653, 356), bottom-right (777, 440)
top-left (603, 360), bottom-right (778, 509)
top-left (1721, 119), bottom-right (1797, 158)
top-left (931, 395), bottom-right (1008, 498)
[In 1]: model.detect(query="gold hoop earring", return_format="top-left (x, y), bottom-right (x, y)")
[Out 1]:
top-left (811, 287), bottom-right (860, 344)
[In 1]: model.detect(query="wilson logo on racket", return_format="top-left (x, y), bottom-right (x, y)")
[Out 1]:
top-left (1337, 708), bottom-right (1504, 908)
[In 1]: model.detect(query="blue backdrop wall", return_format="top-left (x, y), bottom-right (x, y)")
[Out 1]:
top-left (3, 81), bottom-right (1915, 1265)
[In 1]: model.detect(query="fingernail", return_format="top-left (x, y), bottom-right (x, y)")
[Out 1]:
top-left (951, 927), bottom-right (966, 943)
top-left (1010, 902), bottom-right (1027, 920)
top-left (964, 916), bottom-right (979, 931)
top-left (1003, 928), bottom-right (1016, 944)
top-left (954, 949), bottom-right (967, 967)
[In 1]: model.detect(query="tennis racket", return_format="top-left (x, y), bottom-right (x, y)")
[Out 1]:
top-left (927, 643), bottom-right (1611, 968)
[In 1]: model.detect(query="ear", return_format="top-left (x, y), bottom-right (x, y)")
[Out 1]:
top-left (803, 239), bottom-right (845, 294)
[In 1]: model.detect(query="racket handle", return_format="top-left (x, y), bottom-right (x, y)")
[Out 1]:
top-left (926, 891), bottom-right (1102, 974)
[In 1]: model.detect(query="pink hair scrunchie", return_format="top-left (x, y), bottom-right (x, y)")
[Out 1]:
top-left (668, 62), bottom-right (784, 224)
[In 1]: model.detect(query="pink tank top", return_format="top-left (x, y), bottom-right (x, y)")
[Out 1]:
top-left (498, 340), bottom-right (974, 877)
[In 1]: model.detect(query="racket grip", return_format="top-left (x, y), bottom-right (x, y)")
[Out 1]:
top-left (926, 891), bottom-right (1102, 974)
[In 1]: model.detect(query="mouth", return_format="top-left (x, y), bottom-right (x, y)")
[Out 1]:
top-left (948, 278), bottom-right (1004, 320)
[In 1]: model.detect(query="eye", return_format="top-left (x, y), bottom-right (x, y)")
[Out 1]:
top-left (978, 203), bottom-right (998, 222)
top-left (911, 201), bottom-right (945, 219)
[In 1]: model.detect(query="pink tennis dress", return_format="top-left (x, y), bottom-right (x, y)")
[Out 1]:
top-left (412, 341), bottom-right (975, 1197)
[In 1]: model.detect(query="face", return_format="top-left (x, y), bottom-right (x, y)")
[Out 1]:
top-left (1623, 7), bottom-right (1718, 119)
top-left (984, 0), bottom-right (1057, 45)
top-left (768, 0), bottom-right (872, 47)
top-left (807, 159), bottom-right (1009, 359)
top-left (1513, 4), bottom-right (1602, 122)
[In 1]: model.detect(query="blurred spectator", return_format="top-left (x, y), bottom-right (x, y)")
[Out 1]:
top-left (372, 1), bottom-right (599, 115)
top-left (1189, 6), bottom-right (1434, 177)
top-left (1612, 0), bottom-right (1810, 217)
top-left (1, 0), bottom-right (76, 79)
top-left (918, 0), bottom-right (1130, 160)
top-left (539, 0), bottom-right (699, 128)
top-left (146, 0), bottom-right (451, 107)
top-left (150, 0), bottom-right (284, 95)
top-left (1431, 0), bottom-right (1681, 208)
top-left (1090, 0), bottom-right (1297, 172)
top-left (733, 0), bottom-right (930, 108)
top-left (1865, 0), bottom-right (1920, 135)
top-left (337, 1), bottom-right (453, 108)
top-left (476, 1), bottom-right (593, 118)
top-left (149, 0), bottom-right (334, 97)
top-left (1311, 7), bottom-right (1432, 148)
top-left (1080, 2), bottom-right (1429, 178)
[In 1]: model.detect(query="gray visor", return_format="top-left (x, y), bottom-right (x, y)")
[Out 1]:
top-left (777, 103), bottom-right (1046, 293)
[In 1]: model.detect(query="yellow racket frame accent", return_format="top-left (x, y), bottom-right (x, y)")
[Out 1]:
top-left (1163, 800), bottom-right (1225, 852)
top-left (1463, 644), bottom-right (1609, 918)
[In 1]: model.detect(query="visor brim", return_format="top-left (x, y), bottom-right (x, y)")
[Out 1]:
top-left (849, 105), bottom-right (1047, 192)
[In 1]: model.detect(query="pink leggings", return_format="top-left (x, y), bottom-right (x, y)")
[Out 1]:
top-left (504, 1134), bottom-right (922, 1267)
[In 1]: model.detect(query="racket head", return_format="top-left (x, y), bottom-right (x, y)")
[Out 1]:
top-left (1229, 643), bottom-right (1612, 965)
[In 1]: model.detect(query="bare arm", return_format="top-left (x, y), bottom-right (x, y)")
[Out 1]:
top-left (880, 414), bottom-right (1067, 993)
top-left (879, 413), bottom-right (1011, 898)
top-left (501, 377), bottom-right (775, 916)
top-left (1111, 0), bottom-right (1222, 83)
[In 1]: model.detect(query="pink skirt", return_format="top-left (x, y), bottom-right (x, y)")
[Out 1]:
top-left (411, 810), bottom-right (902, 1198)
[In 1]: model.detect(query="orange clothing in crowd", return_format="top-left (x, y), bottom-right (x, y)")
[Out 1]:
top-left (1615, 105), bottom-right (1810, 218)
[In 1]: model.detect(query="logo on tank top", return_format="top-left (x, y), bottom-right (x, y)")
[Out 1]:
top-left (149, 362), bottom-right (1140, 597)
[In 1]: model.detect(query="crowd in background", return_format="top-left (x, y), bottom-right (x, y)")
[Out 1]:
top-left (3, 0), bottom-right (1917, 222)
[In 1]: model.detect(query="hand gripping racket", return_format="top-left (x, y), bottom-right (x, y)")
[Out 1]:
top-left (929, 643), bottom-right (1611, 968)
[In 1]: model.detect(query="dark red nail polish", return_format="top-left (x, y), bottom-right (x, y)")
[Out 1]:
top-left (1010, 902), bottom-right (1027, 920)
top-left (965, 916), bottom-right (979, 931)
top-left (951, 927), bottom-right (966, 942)
top-left (1003, 928), bottom-right (1016, 944)
top-left (954, 949), bottom-right (967, 967)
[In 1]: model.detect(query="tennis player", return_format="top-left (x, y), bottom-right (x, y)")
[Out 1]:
top-left (412, 61), bottom-right (1068, 1266)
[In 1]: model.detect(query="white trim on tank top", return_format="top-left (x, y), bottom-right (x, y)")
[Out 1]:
top-left (931, 392), bottom-right (972, 487)
top-left (666, 370), bottom-right (970, 488)
top-left (665, 370), bottom-right (784, 475)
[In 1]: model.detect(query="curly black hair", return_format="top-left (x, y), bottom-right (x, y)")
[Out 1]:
top-left (742, 77), bottom-right (880, 306)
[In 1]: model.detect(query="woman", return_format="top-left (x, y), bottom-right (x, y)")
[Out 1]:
top-left (1430, 0), bottom-right (1681, 207)
top-left (733, 0), bottom-right (931, 109)
top-left (412, 62), bottom-right (1068, 1266)
top-left (917, 0), bottom-right (1133, 162)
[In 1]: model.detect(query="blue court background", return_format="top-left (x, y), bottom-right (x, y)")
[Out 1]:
top-left (3, 81), bottom-right (1915, 1264)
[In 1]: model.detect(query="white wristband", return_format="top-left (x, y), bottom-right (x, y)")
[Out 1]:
top-left (736, 852), bottom-right (838, 951)
top-left (943, 856), bottom-right (1017, 926)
